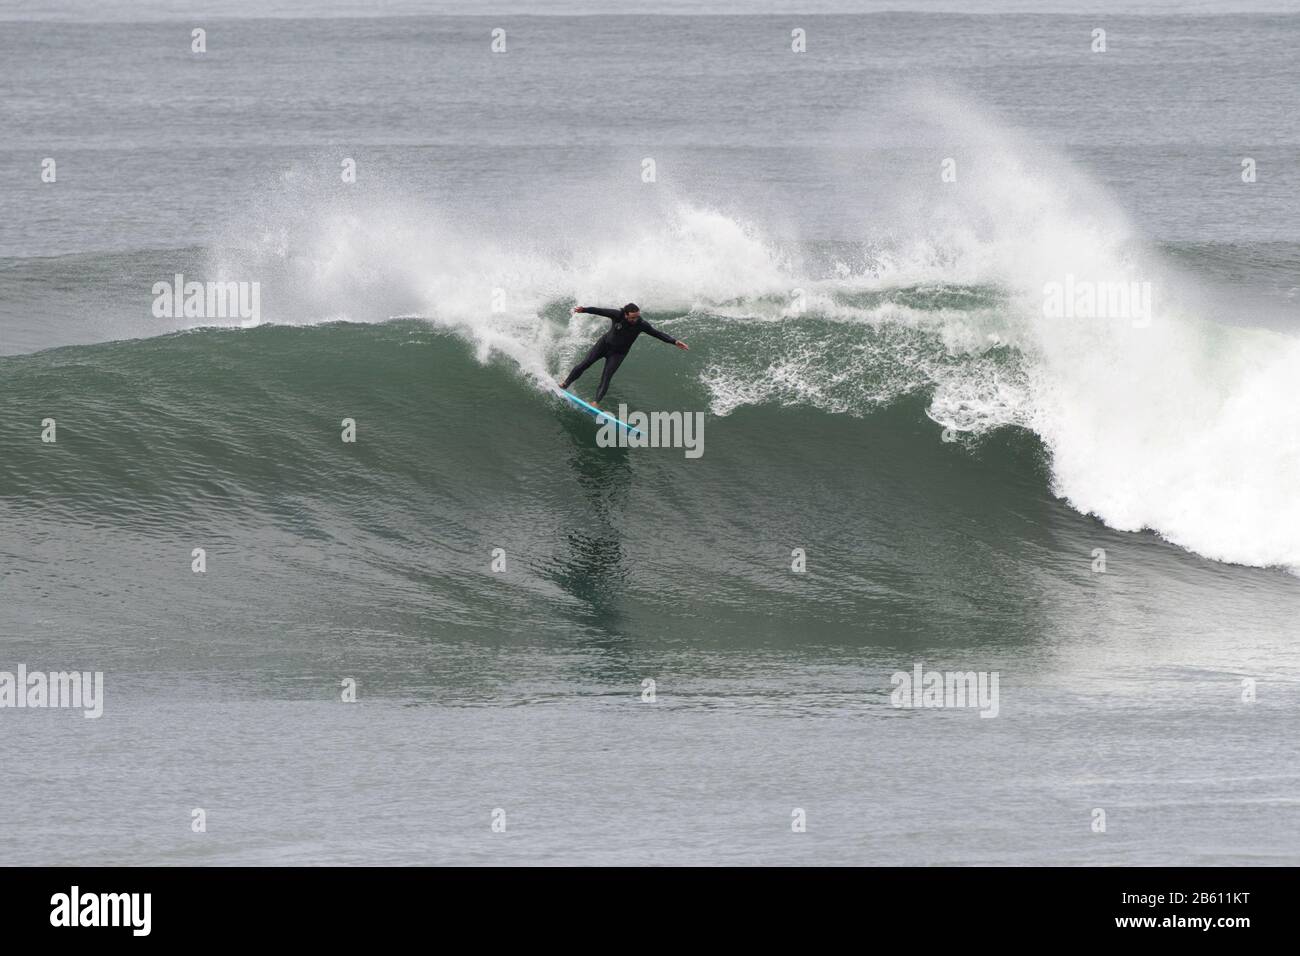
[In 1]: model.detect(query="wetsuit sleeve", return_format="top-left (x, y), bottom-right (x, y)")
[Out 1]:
top-left (640, 319), bottom-right (678, 344)
top-left (582, 307), bottom-right (624, 321)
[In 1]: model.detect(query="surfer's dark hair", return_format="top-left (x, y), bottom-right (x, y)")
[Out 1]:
top-left (622, 303), bottom-right (640, 315)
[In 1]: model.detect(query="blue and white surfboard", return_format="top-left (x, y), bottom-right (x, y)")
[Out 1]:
top-left (552, 385), bottom-right (643, 437)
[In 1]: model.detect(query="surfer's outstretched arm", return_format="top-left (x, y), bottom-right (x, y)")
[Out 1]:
top-left (574, 306), bottom-right (623, 321)
top-left (641, 319), bottom-right (689, 350)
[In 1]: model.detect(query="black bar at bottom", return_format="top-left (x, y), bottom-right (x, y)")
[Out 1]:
top-left (0, 866), bottom-right (1287, 941)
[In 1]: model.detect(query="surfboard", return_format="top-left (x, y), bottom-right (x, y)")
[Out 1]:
top-left (552, 384), bottom-right (643, 437)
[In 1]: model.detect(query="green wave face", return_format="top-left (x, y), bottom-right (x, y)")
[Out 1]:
top-left (3, 317), bottom-right (1294, 674)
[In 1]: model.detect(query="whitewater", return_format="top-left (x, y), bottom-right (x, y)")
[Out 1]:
top-left (163, 91), bottom-right (1298, 574)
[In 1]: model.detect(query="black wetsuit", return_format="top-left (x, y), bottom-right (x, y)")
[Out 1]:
top-left (561, 307), bottom-right (677, 402)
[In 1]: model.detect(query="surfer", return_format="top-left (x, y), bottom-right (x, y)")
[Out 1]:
top-left (557, 304), bottom-right (689, 406)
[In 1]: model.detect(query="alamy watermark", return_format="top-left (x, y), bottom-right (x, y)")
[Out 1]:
top-left (890, 663), bottom-right (999, 718)
top-left (152, 274), bottom-right (260, 327)
top-left (596, 405), bottom-right (705, 458)
top-left (1043, 273), bottom-right (1152, 328)
top-left (50, 886), bottom-right (150, 936)
top-left (0, 665), bottom-right (104, 718)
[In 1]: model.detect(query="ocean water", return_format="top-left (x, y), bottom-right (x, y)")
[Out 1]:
top-left (2, 7), bottom-right (1299, 865)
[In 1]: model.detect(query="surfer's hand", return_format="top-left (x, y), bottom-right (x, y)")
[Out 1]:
top-left (573, 306), bottom-right (586, 314)
top-left (675, 340), bottom-right (689, 350)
